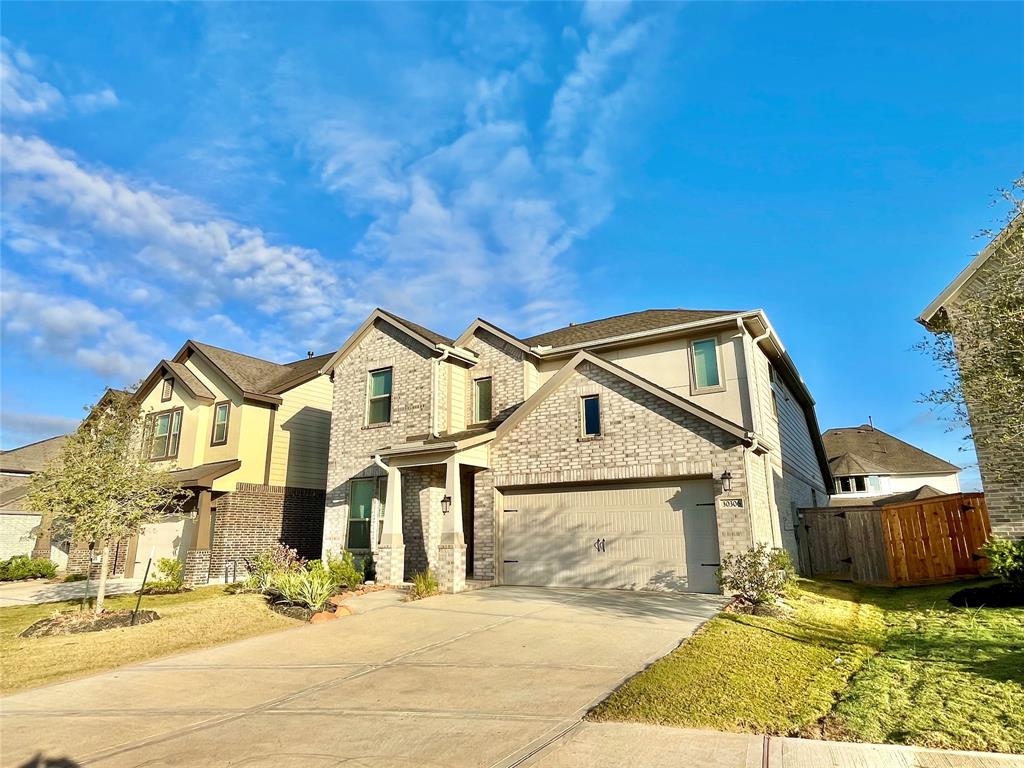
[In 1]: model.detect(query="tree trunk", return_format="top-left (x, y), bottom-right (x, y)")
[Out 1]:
top-left (95, 545), bottom-right (110, 613)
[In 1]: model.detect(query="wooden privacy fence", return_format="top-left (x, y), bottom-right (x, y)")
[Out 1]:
top-left (799, 492), bottom-right (991, 586)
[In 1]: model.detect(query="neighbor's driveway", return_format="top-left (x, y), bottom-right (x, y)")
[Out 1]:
top-left (1, 586), bottom-right (724, 767)
top-left (0, 578), bottom-right (143, 608)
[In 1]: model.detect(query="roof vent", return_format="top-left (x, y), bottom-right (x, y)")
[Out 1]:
top-left (568, 322), bottom-right (576, 327)
top-left (307, 351), bottom-right (314, 358)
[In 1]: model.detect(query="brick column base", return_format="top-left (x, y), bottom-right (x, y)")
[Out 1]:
top-left (437, 544), bottom-right (466, 594)
top-left (375, 545), bottom-right (406, 585)
top-left (183, 549), bottom-right (211, 586)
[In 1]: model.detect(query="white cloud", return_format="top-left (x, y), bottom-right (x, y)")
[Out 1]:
top-left (73, 87), bottom-right (119, 113)
top-left (582, 1), bottom-right (632, 30)
top-left (0, 39), bottom-right (64, 118)
top-left (0, 272), bottom-right (158, 380)
top-left (0, 411), bottom-right (80, 447)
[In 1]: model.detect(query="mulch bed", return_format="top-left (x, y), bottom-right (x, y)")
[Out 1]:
top-left (269, 603), bottom-right (316, 621)
top-left (948, 582), bottom-right (1024, 608)
top-left (21, 610), bottom-right (160, 638)
top-left (267, 584), bottom-right (391, 622)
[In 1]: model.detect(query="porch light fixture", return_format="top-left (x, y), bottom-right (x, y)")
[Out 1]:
top-left (440, 495), bottom-right (452, 515)
top-left (720, 470), bottom-right (733, 494)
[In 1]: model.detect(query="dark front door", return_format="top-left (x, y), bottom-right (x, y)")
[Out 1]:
top-left (461, 465), bottom-right (475, 578)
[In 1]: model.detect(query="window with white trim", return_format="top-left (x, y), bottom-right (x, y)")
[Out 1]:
top-left (474, 377), bottom-right (492, 423)
top-left (366, 368), bottom-right (393, 425)
top-left (211, 401), bottom-right (230, 445)
top-left (146, 408), bottom-right (182, 460)
top-left (581, 394), bottom-right (601, 437)
top-left (691, 338), bottom-right (721, 390)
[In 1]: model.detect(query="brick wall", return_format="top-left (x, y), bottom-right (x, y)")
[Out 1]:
top-left (210, 482), bottom-right (325, 577)
top-left (945, 244), bottom-right (1024, 539)
top-left (480, 361), bottom-right (754, 582)
top-left (463, 329), bottom-right (527, 423)
top-left (400, 465), bottom-right (444, 575)
top-left (323, 321), bottom-right (436, 556)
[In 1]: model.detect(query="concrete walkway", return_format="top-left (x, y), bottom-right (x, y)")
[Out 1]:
top-left (521, 722), bottom-right (1024, 767)
top-left (1, 586), bottom-right (725, 767)
top-left (0, 578), bottom-right (143, 607)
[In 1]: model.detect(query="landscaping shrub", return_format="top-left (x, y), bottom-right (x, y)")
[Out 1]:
top-left (323, 550), bottom-right (364, 590)
top-left (243, 543), bottom-right (306, 593)
top-left (408, 568), bottom-right (439, 601)
top-left (266, 566), bottom-right (334, 612)
top-left (0, 556), bottom-right (57, 581)
top-left (142, 557), bottom-right (185, 594)
top-left (982, 537), bottom-right (1024, 588)
top-left (716, 544), bottom-right (794, 605)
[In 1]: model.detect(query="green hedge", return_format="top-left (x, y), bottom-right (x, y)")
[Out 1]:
top-left (0, 556), bottom-right (57, 581)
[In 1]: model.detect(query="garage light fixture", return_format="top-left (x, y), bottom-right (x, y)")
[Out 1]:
top-left (441, 495), bottom-right (452, 515)
top-left (720, 470), bottom-right (733, 494)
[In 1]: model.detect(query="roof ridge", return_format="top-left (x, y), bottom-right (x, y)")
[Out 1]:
top-left (190, 339), bottom-right (288, 369)
top-left (528, 307), bottom-right (743, 338)
top-left (0, 434), bottom-right (67, 455)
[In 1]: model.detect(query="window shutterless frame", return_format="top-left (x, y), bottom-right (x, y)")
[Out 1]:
top-left (473, 376), bottom-right (492, 423)
top-left (145, 406), bottom-right (183, 461)
top-left (210, 401), bottom-right (230, 446)
top-left (690, 337), bottom-right (724, 392)
top-left (581, 394), bottom-right (601, 437)
top-left (366, 367), bottom-right (393, 426)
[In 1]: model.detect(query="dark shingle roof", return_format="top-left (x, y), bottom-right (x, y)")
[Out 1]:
top-left (0, 479), bottom-right (32, 509)
top-left (523, 309), bottom-right (741, 348)
top-left (163, 361), bottom-right (215, 400)
top-left (828, 452), bottom-right (891, 476)
top-left (378, 309), bottom-right (453, 346)
top-left (188, 342), bottom-right (331, 397)
top-left (0, 435), bottom-right (67, 474)
top-left (822, 426), bottom-right (959, 475)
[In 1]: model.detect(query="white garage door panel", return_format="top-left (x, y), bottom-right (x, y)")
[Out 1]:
top-left (502, 480), bottom-right (720, 593)
top-left (132, 516), bottom-right (192, 577)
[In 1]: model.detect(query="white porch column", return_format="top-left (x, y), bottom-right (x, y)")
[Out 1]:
top-left (438, 456), bottom-right (467, 593)
top-left (376, 465), bottom-right (405, 585)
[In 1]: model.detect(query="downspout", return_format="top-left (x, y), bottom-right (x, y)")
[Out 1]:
top-left (430, 347), bottom-right (452, 438)
top-left (371, 453), bottom-right (389, 473)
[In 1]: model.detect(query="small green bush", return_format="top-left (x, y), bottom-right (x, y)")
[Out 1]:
top-left (323, 550), bottom-right (364, 590)
top-left (0, 556), bottom-right (57, 581)
top-left (716, 544), bottom-right (794, 605)
top-left (408, 568), bottom-right (439, 601)
top-left (267, 566), bottom-right (335, 612)
top-left (244, 543), bottom-right (305, 593)
top-left (143, 557), bottom-right (186, 594)
top-left (982, 537), bottom-right (1024, 588)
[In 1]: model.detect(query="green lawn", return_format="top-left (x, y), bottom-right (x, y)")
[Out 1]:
top-left (589, 579), bottom-right (1024, 754)
top-left (0, 586), bottom-right (297, 693)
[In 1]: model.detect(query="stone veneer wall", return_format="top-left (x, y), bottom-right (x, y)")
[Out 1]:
top-left (945, 244), bottom-right (1023, 539)
top-left (209, 482), bottom-right (325, 578)
top-left (462, 329), bottom-right (527, 424)
top-left (323, 321), bottom-right (435, 556)
top-left (476, 361), bottom-right (754, 582)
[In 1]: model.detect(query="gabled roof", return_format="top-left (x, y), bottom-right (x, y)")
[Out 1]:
top-left (0, 435), bottom-right (67, 474)
top-left (822, 425), bottom-right (959, 475)
top-left (168, 341), bottom-right (331, 404)
top-left (378, 309), bottom-right (453, 346)
top-left (494, 350), bottom-right (750, 444)
top-left (455, 318), bottom-right (537, 357)
top-left (523, 308), bottom-right (741, 349)
top-left (918, 214), bottom-right (1022, 329)
top-left (828, 485), bottom-right (946, 508)
top-left (828, 452), bottom-right (891, 477)
top-left (138, 360), bottom-right (215, 404)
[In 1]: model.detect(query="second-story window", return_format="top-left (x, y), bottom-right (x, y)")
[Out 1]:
top-left (367, 367), bottom-right (393, 425)
top-left (147, 408), bottom-right (182, 460)
top-left (691, 338), bottom-right (722, 390)
top-left (474, 377), bottom-right (492, 423)
top-left (581, 394), bottom-right (601, 437)
top-left (161, 379), bottom-right (173, 402)
top-left (211, 401), bottom-right (230, 446)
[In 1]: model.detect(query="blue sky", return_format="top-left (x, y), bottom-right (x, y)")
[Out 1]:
top-left (1, 2), bottom-right (1021, 488)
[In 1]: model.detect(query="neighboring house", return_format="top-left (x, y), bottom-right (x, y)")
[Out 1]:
top-left (822, 424), bottom-right (960, 507)
top-left (0, 435), bottom-right (68, 562)
top-left (320, 307), bottom-right (831, 594)
top-left (73, 341), bottom-right (333, 583)
top-left (918, 216), bottom-right (1024, 539)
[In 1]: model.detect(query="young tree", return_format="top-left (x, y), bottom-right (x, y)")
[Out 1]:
top-left (27, 390), bottom-right (191, 612)
top-left (917, 177), bottom-right (1024, 476)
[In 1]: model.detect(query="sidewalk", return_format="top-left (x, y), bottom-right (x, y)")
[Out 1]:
top-left (0, 577), bottom-right (143, 607)
top-left (519, 722), bottom-right (1024, 768)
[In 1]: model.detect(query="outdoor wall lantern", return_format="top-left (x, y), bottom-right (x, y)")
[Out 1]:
top-left (440, 495), bottom-right (452, 515)
top-left (720, 470), bottom-right (733, 494)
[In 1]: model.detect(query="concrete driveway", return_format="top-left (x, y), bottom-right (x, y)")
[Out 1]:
top-left (1, 586), bottom-right (725, 768)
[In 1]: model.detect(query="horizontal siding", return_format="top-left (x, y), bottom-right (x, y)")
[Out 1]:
top-left (775, 376), bottom-right (826, 490)
top-left (268, 375), bottom-right (332, 489)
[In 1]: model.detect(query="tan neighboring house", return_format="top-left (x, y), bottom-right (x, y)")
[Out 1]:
top-left (51, 341), bottom-right (334, 583)
top-left (822, 424), bottom-right (960, 507)
top-left (918, 215), bottom-right (1023, 539)
top-left (0, 435), bottom-right (68, 562)
top-left (320, 307), bottom-right (831, 594)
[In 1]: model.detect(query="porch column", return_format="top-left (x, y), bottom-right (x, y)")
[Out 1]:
top-left (376, 466), bottom-right (406, 585)
top-left (438, 456), bottom-right (467, 593)
top-left (184, 489), bottom-right (212, 586)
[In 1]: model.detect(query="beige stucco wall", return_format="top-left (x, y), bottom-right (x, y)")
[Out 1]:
top-left (268, 374), bottom-right (332, 490)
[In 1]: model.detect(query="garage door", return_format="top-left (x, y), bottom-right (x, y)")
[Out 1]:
top-left (130, 516), bottom-right (193, 578)
top-left (501, 480), bottom-right (721, 593)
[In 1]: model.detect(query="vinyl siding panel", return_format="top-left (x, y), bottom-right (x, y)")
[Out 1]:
top-left (268, 375), bottom-right (332, 490)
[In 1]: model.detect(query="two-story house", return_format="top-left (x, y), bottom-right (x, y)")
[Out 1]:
top-left (106, 341), bottom-right (332, 583)
top-left (320, 307), bottom-right (831, 594)
top-left (822, 424), bottom-right (960, 507)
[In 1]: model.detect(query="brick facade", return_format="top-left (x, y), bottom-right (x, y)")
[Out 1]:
top-left (400, 465), bottom-right (445, 576)
top-left (463, 329), bottom-right (527, 423)
top-left (206, 482), bottom-right (324, 580)
top-left (944, 245), bottom-right (1024, 539)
